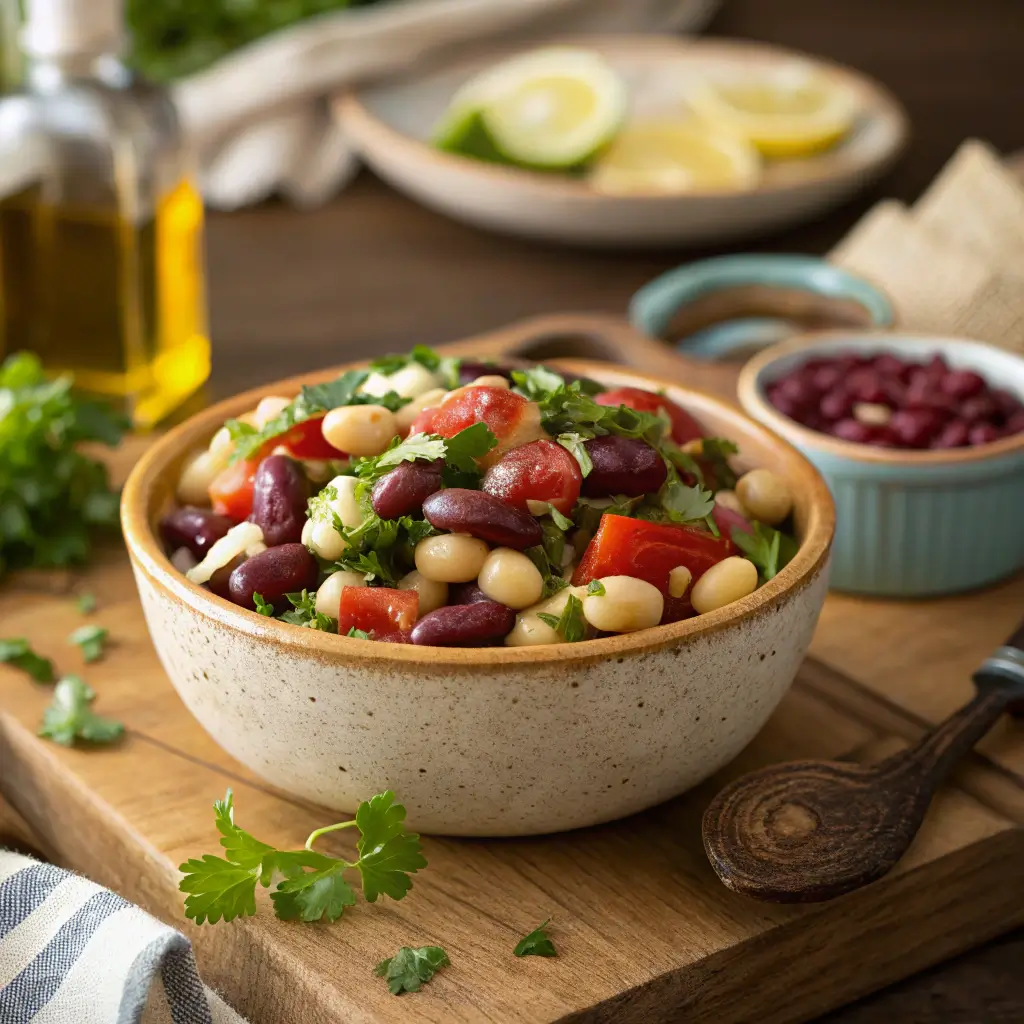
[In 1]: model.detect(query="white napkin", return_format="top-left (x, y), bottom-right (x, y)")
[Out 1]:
top-left (0, 851), bottom-right (248, 1024)
top-left (174, 0), bottom-right (721, 210)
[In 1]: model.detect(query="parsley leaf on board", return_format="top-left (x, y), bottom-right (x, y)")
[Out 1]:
top-left (537, 593), bottom-right (587, 643)
top-left (76, 592), bottom-right (97, 614)
top-left (375, 946), bottom-right (451, 995)
top-left (279, 590), bottom-right (336, 631)
top-left (68, 624), bottom-right (109, 662)
top-left (39, 676), bottom-right (124, 747)
top-left (179, 789), bottom-right (426, 926)
top-left (732, 523), bottom-right (799, 583)
top-left (252, 593), bottom-right (274, 616)
top-left (514, 919), bottom-right (557, 958)
top-left (0, 637), bottom-right (56, 683)
top-left (0, 353), bottom-right (126, 579)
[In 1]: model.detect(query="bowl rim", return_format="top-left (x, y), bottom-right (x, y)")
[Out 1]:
top-left (334, 34), bottom-right (909, 204)
top-left (737, 329), bottom-right (1024, 466)
top-left (122, 357), bottom-right (835, 669)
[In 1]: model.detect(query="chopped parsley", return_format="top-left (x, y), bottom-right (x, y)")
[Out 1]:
top-left (352, 424), bottom-right (496, 486)
top-left (328, 514), bottom-right (438, 585)
top-left (279, 590), bottom-right (336, 631)
top-left (39, 676), bottom-right (124, 747)
top-left (375, 945), bottom-right (450, 995)
top-left (67, 624), bottom-right (109, 662)
top-left (251, 593), bottom-right (274, 616)
top-left (513, 920), bottom-right (557, 958)
top-left (76, 592), bottom-right (97, 614)
top-left (732, 523), bottom-right (799, 583)
top-left (586, 580), bottom-right (606, 597)
top-left (179, 789), bottom-right (426, 925)
top-left (537, 593), bottom-right (586, 643)
top-left (556, 432), bottom-right (593, 477)
top-left (369, 345), bottom-right (460, 389)
top-left (346, 627), bottom-right (371, 640)
top-left (0, 637), bottom-right (56, 683)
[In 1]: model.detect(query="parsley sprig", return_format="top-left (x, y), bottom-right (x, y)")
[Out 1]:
top-left (369, 345), bottom-right (460, 390)
top-left (537, 593), bottom-right (587, 643)
top-left (39, 676), bottom-right (124, 747)
top-left (68, 624), bottom-right (108, 662)
top-left (0, 637), bottom-right (56, 683)
top-left (375, 945), bottom-right (451, 995)
top-left (179, 789), bottom-right (426, 925)
top-left (514, 920), bottom-right (557, 958)
top-left (732, 523), bottom-right (799, 583)
top-left (352, 423), bottom-right (496, 485)
top-left (279, 589), bottom-right (336, 631)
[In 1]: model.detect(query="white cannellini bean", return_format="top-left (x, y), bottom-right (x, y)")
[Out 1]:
top-left (714, 489), bottom-right (747, 517)
top-left (477, 548), bottom-right (544, 610)
top-left (505, 587), bottom-right (587, 647)
top-left (388, 362), bottom-right (442, 398)
top-left (325, 475), bottom-right (364, 529)
top-left (208, 426), bottom-right (235, 459)
top-left (176, 448), bottom-right (229, 506)
top-left (470, 375), bottom-right (510, 389)
top-left (309, 519), bottom-right (347, 561)
top-left (254, 395), bottom-right (291, 429)
top-left (690, 557), bottom-right (758, 614)
top-left (735, 468), bottom-right (793, 526)
top-left (301, 518), bottom-right (314, 547)
top-left (414, 533), bottom-right (489, 583)
top-left (668, 565), bottom-right (693, 599)
top-left (315, 570), bottom-right (366, 618)
top-left (396, 388), bottom-right (447, 433)
top-left (321, 404), bottom-right (398, 457)
top-left (187, 522), bottom-right (265, 585)
top-left (170, 547), bottom-right (198, 574)
top-left (582, 575), bottom-right (663, 633)
top-left (398, 570), bottom-right (448, 616)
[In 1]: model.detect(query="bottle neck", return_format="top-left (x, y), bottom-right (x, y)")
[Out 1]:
top-left (21, 0), bottom-right (125, 85)
top-left (26, 51), bottom-right (129, 92)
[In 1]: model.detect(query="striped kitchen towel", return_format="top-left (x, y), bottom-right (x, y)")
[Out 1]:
top-left (0, 852), bottom-right (248, 1024)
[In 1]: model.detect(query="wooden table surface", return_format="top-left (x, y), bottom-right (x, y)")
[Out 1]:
top-left (195, 0), bottom-right (1024, 1019)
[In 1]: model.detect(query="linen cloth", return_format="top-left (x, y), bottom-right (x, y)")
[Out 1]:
top-left (173, 0), bottom-right (720, 209)
top-left (0, 852), bottom-right (248, 1024)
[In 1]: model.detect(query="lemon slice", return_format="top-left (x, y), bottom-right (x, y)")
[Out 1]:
top-left (588, 120), bottom-right (761, 195)
top-left (688, 67), bottom-right (858, 159)
top-left (433, 48), bottom-right (627, 171)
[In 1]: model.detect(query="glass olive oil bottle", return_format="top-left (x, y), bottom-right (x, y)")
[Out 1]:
top-left (0, 0), bottom-right (210, 427)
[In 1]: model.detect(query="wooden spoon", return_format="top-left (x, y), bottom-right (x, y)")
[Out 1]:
top-left (702, 621), bottom-right (1024, 903)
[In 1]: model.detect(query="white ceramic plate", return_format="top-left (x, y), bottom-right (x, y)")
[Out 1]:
top-left (334, 36), bottom-right (908, 248)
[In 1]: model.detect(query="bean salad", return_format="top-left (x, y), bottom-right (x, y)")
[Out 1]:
top-left (163, 350), bottom-right (799, 647)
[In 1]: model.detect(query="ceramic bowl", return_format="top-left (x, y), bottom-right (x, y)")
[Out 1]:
top-left (122, 358), bottom-right (834, 837)
top-left (334, 36), bottom-right (907, 248)
top-left (738, 331), bottom-right (1024, 597)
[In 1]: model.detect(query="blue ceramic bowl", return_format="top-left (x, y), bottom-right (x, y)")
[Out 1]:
top-left (737, 331), bottom-right (1024, 596)
top-left (629, 254), bottom-right (893, 360)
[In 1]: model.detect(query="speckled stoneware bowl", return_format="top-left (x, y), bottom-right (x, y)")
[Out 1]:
top-left (738, 331), bottom-right (1024, 597)
top-left (122, 354), bottom-right (834, 837)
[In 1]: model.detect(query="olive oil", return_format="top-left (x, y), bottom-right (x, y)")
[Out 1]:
top-left (0, 0), bottom-right (210, 427)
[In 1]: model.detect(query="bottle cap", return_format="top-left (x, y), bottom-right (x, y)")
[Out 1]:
top-left (22, 0), bottom-right (123, 59)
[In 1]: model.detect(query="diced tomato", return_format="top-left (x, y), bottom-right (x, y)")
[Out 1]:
top-left (482, 439), bottom-right (582, 515)
top-left (272, 416), bottom-right (347, 461)
top-left (595, 387), bottom-right (703, 445)
top-left (337, 587), bottom-right (419, 637)
top-left (573, 514), bottom-right (735, 624)
top-left (208, 458), bottom-right (260, 521)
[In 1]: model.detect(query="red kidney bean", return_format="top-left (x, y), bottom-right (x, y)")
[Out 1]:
top-left (776, 374), bottom-right (819, 406)
top-left (810, 364), bottom-right (844, 392)
top-left (819, 389), bottom-right (854, 422)
top-left (375, 629), bottom-right (414, 644)
top-left (581, 435), bottom-right (667, 498)
top-left (846, 369), bottom-right (888, 404)
top-left (371, 459), bottom-right (443, 519)
top-left (968, 422), bottom-right (1001, 446)
top-left (160, 506), bottom-right (233, 557)
top-left (457, 360), bottom-right (516, 385)
top-left (422, 489), bottom-right (542, 549)
top-left (890, 408), bottom-right (943, 448)
top-left (1006, 410), bottom-right (1024, 435)
top-left (872, 352), bottom-right (912, 381)
top-left (206, 556), bottom-right (244, 600)
top-left (993, 389), bottom-right (1022, 419)
top-left (410, 601), bottom-right (515, 646)
top-left (831, 418), bottom-right (875, 444)
top-left (767, 386), bottom-right (805, 422)
top-left (227, 543), bottom-right (318, 613)
top-left (959, 394), bottom-right (998, 423)
top-left (940, 370), bottom-right (986, 400)
top-left (448, 581), bottom-right (492, 605)
top-left (931, 419), bottom-right (970, 449)
top-left (250, 455), bottom-right (310, 546)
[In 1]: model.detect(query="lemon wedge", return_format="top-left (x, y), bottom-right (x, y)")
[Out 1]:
top-left (588, 120), bottom-right (761, 195)
top-left (433, 48), bottom-right (627, 171)
top-left (688, 67), bottom-right (858, 159)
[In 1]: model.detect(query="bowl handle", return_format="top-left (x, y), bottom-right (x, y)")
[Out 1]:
top-left (438, 314), bottom-right (740, 400)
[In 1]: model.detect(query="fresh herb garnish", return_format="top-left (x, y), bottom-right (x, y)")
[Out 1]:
top-left (369, 345), bottom-right (460, 389)
top-left (514, 919), bottom-right (557, 958)
top-left (732, 523), bottom-right (798, 583)
top-left (0, 637), bottom-right (56, 683)
top-left (653, 480), bottom-right (716, 527)
top-left (586, 580), bottom-right (606, 597)
top-left (511, 365), bottom-right (568, 401)
top-left (556, 432), bottom-right (593, 477)
top-left (353, 424), bottom-right (496, 485)
top-left (68, 624), bottom-right (108, 662)
top-left (279, 590), bottom-right (336, 631)
top-left (179, 789), bottom-right (426, 925)
top-left (252, 593), bottom-right (274, 616)
top-left (76, 592), bottom-right (97, 614)
top-left (346, 627), bottom-right (371, 640)
top-left (526, 501), bottom-right (574, 532)
top-left (0, 353), bottom-right (126, 578)
top-left (537, 593), bottom-right (586, 643)
top-left (328, 514), bottom-right (438, 585)
top-left (229, 370), bottom-right (409, 463)
top-left (375, 946), bottom-right (451, 995)
top-left (39, 676), bottom-right (124, 747)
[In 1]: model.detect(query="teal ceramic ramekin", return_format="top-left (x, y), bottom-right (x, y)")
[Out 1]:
top-left (629, 254), bottom-right (894, 360)
top-left (737, 331), bottom-right (1024, 596)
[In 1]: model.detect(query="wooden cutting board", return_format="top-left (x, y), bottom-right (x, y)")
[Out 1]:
top-left (1, 315), bottom-right (1023, 1024)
